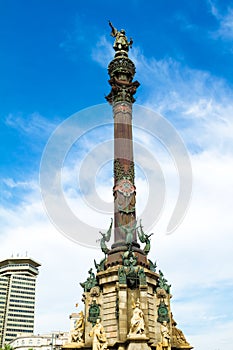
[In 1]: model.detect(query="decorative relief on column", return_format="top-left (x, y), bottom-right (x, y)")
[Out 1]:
top-left (108, 56), bottom-right (135, 77)
top-left (114, 159), bottom-right (134, 184)
top-left (105, 77), bottom-right (140, 104)
top-left (113, 101), bottom-right (132, 118)
top-left (113, 158), bottom-right (136, 230)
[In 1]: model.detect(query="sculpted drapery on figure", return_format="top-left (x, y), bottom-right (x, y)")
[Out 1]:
top-left (70, 311), bottom-right (84, 344)
top-left (89, 318), bottom-right (108, 350)
top-left (157, 321), bottom-right (171, 350)
top-left (128, 299), bottom-right (145, 336)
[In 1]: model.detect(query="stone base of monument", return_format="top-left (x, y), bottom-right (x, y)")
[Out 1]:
top-left (171, 347), bottom-right (193, 350)
top-left (126, 335), bottom-right (152, 350)
top-left (62, 342), bottom-right (84, 349)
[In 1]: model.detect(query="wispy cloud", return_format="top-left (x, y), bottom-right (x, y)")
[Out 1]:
top-left (124, 47), bottom-right (233, 156)
top-left (59, 14), bottom-right (107, 63)
top-left (91, 35), bottom-right (112, 68)
top-left (5, 112), bottom-right (58, 137)
top-left (1, 178), bottom-right (38, 205)
top-left (2, 178), bottom-right (37, 189)
top-left (209, 1), bottom-right (233, 40)
top-left (218, 8), bottom-right (233, 39)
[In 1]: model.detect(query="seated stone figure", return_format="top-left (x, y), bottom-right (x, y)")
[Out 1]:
top-left (70, 311), bottom-right (84, 343)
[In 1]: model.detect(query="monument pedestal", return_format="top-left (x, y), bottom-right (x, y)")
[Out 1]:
top-left (126, 335), bottom-right (151, 350)
top-left (76, 240), bottom-right (192, 350)
top-left (62, 342), bottom-right (84, 349)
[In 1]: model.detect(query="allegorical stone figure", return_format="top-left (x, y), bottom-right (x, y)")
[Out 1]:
top-left (70, 311), bottom-right (85, 343)
top-left (128, 299), bottom-right (145, 336)
top-left (157, 321), bottom-right (171, 350)
top-left (89, 318), bottom-right (108, 350)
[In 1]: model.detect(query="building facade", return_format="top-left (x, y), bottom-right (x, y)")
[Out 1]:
top-left (8, 332), bottom-right (69, 350)
top-left (0, 257), bottom-right (40, 347)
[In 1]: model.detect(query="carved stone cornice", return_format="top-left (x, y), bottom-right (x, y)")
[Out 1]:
top-left (108, 56), bottom-right (136, 80)
top-left (105, 77), bottom-right (140, 104)
top-left (106, 55), bottom-right (140, 104)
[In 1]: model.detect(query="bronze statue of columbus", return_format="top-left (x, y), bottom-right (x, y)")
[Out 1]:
top-left (109, 21), bottom-right (133, 52)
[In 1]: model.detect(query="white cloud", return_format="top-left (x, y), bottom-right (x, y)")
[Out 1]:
top-left (91, 35), bottom-right (113, 68)
top-left (217, 10), bottom-right (233, 39)
top-left (126, 47), bottom-right (233, 159)
top-left (5, 112), bottom-right (58, 137)
top-left (0, 182), bottom-right (104, 333)
top-left (2, 178), bottom-right (37, 190)
top-left (208, 1), bottom-right (233, 40)
top-left (190, 320), bottom-right (233, 350)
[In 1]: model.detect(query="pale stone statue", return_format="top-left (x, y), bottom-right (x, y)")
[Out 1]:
top-left (70, 311), bottom-right (85, 343)
top-left (89, 318), bottom-right (108, 350)
top-left (128, 299), bottom-right (145, 336)
top-left (157, 321), bottom-right (171, 350)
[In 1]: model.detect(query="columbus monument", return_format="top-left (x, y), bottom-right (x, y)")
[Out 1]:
top-left (63, 22), bottom-right (193, 350)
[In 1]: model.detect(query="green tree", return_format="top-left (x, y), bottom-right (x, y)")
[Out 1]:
top-left (1, 344), bottom-right (14, 350)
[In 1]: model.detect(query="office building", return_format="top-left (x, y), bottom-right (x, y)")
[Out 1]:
top-left (0, 257), bottom-right (40, 346)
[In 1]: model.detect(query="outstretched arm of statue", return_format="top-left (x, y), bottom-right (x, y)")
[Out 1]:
top-left (108, 20), bottom-right (117, 37)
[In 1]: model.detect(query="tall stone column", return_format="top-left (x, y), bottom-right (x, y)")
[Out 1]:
top-left (106, 22), bottom-right (140, 250)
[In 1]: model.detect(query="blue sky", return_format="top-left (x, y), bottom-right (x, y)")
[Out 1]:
top-left (1, 0), bottom-right (233, 180)
top-left (1, 1), bottom-right (233, 349)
